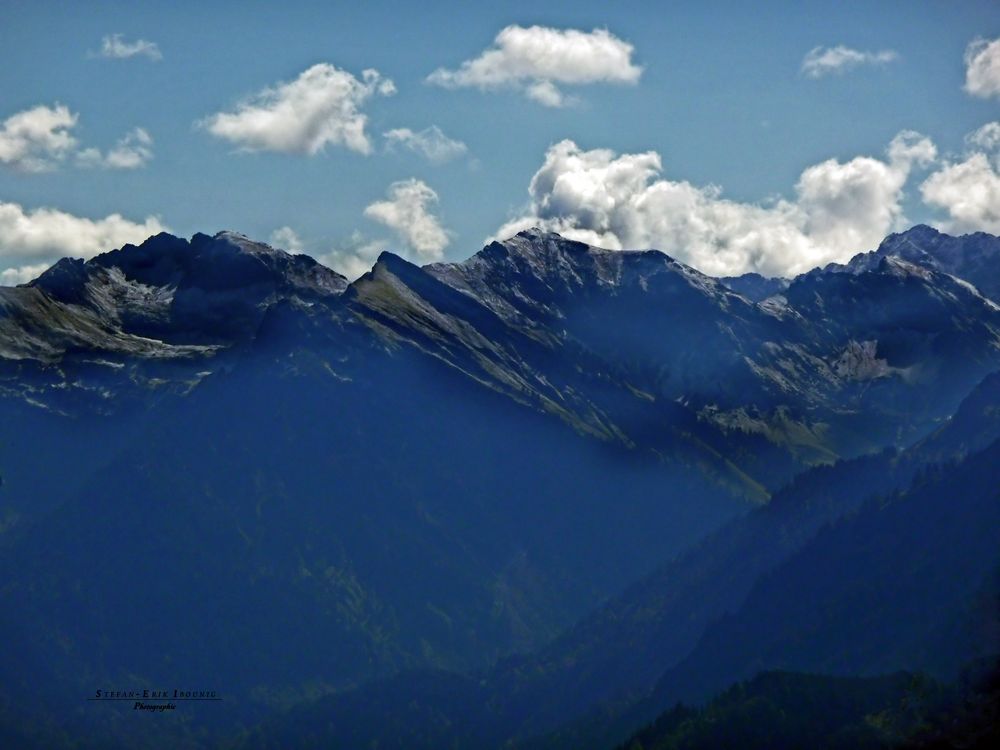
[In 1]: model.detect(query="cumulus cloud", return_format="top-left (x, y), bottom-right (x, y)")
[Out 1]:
top-left (0, 200), bottom-right (166, 282)
top-left (384, 126), bottom-right (467, 163)
top-left (801, 45), bottom-right (899, 78)
top-left (98, 33), bottom-right (162, 61)
top-left (967, 121), bottom-right (1000, 151)
top-left (0, 104), bottom-right (153, 173)
top-left (318, 232), bottom-right (389, 280)
top-left (0, 262), bottom-right (51, 285)
top-left (202, 63), bottom-right (395, 155)
top-left (268, 226), bottom-right (391, 280)
top-left (269, 225), bottom-right (306, 253)
top-left (364, 179), bottom-right (449, 262)
top-left (427, 25), bottom-right (641, 107)
top-left (0, 104), bottom-right (78, 172)
top-left (922, 154), bottom-right (1000, 233)
top-left (75, 127), bottom-right (153, 170)
top-left (964, 37), bottom-right (1000, 98)
top-left (496, 133), bottom-right (936, 277)
top-left (920, 122), bottom-right (1000, 234)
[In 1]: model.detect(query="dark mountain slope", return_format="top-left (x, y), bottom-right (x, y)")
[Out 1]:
top-left (0, 311), bottom-right (745, 742)
top-left (641, 436), bottom-right (1000, 725)
top-left (618, 670), bottom-right (950, 750)
top-left (718, 272), bottom-right (789, 302)
top-left (421, 230), bottom-right (1000, 478)
top-left (29, 230), bottom-right (347, 345)
top-left (234, 366), bottom-right (1000, 750)
top-left (840, 224), bottom-right (1000, 303)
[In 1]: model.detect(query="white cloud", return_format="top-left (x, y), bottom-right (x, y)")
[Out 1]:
top-left (269, 226), bottom-right (306, 253)
top-left (0, 262), bottom-right (50, 285)
top-left (0, 104), bottom-right (78, 172)
top-left (801, 45), bottom-right (899, 78)
top-left (0, 104), bottom-right (152, 173)
top-left (967, 121), bottom-right (1000, 151)
top-left (524, 79), bottom-right (573, 107)
top-left (202, 63), bottom-right (395, 155)
top-left (75, 127), bottom-right (153, 170)
top-left (921, 154), bottom-right (1000, 233)
top-left (427, 25), bottom-right (642, 107)
top-left (384, 126), bottom-right (467, 163)
top-left (0, 200), bottom-right (166, 280)
top-left (964, 37), bottom-right (1000, 98)
top-left (364, 179), bottom-right (449, 262)
top-left (920, 124), bottom-right (1000, 234)
top-left (496, 132), bottom-right (936, 278)
top-left (318, 231), bottom-right (389, 280)
top-left (98, 33), bottom-right (162, 61)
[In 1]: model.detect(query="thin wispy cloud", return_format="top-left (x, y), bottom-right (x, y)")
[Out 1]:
top-left (201, 63), bottom-right (395, 155)
top-left (384, 126), bottom-right (467, 163)
top-left (76, 127), bottom-right (153, 170)
top-left (427, 25), bottom-right (642, 107)
top-left (97, 33), bottom-right (162, 61)
top-left (801, 45), bottom-right (899, 78)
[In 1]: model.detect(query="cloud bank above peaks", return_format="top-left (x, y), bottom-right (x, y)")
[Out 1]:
top-left (427, 25), bottom-right (642, 107)
top-left (202, 63), bottom-right (395, 155)
top-left (0, 200), bottom-right (166, 283)
top-left (496, 133), bottom-right (936, 278)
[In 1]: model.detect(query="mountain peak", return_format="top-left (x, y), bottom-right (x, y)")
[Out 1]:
top-left (18, 229), bottom-right (349, 352)
top-left (891, 223), bottom-right (941, 241)
top-left (840, 224), bottom-right (1000, 303)
top-left (209, 230), bottom-right (287, 257)
top-left (373, 249), bottom-right (412, 268)
top-left (511, 226), bottom-right (571, 242)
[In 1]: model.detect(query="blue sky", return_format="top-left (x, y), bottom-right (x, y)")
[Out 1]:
top-left (1, 0), bottom-right (998, 281)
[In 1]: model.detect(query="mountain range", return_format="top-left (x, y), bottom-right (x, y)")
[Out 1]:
top-left (0, 223), bottom-right (998, 748)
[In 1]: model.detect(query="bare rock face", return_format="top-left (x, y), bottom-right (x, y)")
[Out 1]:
top-left (831, 340), bottom-right (891, 381)
top-left (835, 224), bottom-right (1000, 303)
top-left (27, 230), bottom-right (348, 347)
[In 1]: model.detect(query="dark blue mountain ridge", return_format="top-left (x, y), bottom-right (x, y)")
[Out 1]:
top-left (1, 225), bottom-right (999, 748)
top-left (718, 271), bottom-right (790, 302)
top-left (27, 230), bottom-right (347, 346)
top-left (3, 225), bottom-right (1000, 537)
top-left (821, 223), bottom-right (1000, 303)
